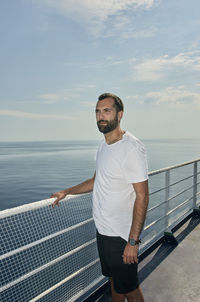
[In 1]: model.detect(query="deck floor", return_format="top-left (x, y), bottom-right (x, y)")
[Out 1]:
top-left (140, 215), bottom-right (200, 302)
top-left (98, 214), bottom-right (200, 302)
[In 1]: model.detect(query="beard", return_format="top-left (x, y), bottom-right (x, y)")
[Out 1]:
top-left (97, 114), bottom-right (119, 134)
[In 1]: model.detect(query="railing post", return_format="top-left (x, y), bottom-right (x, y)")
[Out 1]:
top-left (193, 161), bottom-right (197, 208)
top-left (164, 169), bottom-right (178, 245)
top-left (165, 170), bottom-right (170, 230)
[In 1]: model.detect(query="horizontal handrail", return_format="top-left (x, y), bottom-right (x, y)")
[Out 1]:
top-left (148, 185), bottom-right (194, 213)
top-left (168, 185), bottom-right (194, 202)
top-left (1, 158), bottom-right (199, 302)
top-left (167, 196), bottom-right (193, 216)
top-left (150, 174), bottom-right (194, 196)
top-left (1, 158), bottom-right (199, 219)
top-left (0, 239), bottom-right (97, 292)
top-left (149, 186), bottom-right (166, 196)
top-left (144, 196), bottom-right (193, 232)
top-left (144, 212), bottom-right (167, 231)
top-left (0, 193), bottom-right (91, 219)
top-left (29, 261), bottom-right (103, 302)
top-left (0, 218), bottom-right (93, 261)
top-left (149, 158), bottom-right (200, 176)
top-left (168, 174), bottom-right (193, 187)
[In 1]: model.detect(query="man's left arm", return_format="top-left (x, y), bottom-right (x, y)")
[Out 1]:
top-left (122, 180), bottom-right (149, 264)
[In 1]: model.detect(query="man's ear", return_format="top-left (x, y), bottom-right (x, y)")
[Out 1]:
top-left (118, 111), bottom-right (123, 122)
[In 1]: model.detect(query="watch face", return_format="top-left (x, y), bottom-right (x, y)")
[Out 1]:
top-left (129, 238), bottom-right (136, 246)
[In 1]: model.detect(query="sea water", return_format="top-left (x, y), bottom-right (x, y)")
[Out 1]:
top-left (0, 138), bottom-right (199, 302)
top-left (0, 139), bottom-right (199, 211)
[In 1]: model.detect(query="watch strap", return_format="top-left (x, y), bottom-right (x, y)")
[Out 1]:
top-left (128, 238), bottom-right (141, 246)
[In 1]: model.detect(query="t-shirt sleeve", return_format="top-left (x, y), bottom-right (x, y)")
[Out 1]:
top-left (122, 141), bottom-right (148, 184)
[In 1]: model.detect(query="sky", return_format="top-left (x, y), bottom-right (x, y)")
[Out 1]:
top-left (0, 0), bottom-right (200, 141)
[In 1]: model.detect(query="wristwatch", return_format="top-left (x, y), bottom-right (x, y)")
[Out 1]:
top-left (128, 238), bottom-right (141, 246)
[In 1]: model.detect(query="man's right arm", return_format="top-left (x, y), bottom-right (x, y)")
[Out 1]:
top-left (51, 173), bottom-right (96, 208)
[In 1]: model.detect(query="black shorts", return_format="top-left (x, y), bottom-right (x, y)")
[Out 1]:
top-left (96, 231), bottom-right (139, 294)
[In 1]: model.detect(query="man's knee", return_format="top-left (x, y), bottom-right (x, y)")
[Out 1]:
top-left (124, 287), bottom-right (144, 302)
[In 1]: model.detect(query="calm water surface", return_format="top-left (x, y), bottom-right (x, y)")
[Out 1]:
top-left (0, 139), bottom-right (199, 210)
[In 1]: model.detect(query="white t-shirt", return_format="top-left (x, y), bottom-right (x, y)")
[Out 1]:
top-left (92, 131), bottom-right (148, 241)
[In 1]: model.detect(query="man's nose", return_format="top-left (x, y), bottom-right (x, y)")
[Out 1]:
top-left (97, 111), bottom-right (104, 120)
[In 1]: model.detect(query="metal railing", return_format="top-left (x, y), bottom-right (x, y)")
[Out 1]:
top-left (140, 158), bottom-right (200, 253)
top-left (0, 159), bottom-right (200, 302)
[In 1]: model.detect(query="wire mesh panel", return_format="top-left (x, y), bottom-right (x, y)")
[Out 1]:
top-left (1, 159), bottom-right (200, 301)
top-left (140, 159), bottom-right (200, 253)
top-left (0, 194), bottom-right (104, 302)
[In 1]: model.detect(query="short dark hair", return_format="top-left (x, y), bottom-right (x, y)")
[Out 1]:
top-left (98, 93), bottom-right (124, 112)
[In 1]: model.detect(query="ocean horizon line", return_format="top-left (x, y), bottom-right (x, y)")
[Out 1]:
top-left (0, 137), bottom-right (200, 144)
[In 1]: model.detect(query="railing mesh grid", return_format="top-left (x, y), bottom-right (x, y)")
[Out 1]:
top-left (0, 159), bottom-right (199, 301)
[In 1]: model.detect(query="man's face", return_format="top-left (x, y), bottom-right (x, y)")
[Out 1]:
top-left (95, 98), bottom-right (119, 134)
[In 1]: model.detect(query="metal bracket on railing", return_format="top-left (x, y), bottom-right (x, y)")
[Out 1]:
top-left (164, 231), bottom-right (178, 245)
top-left (193, 208), bottom-right (200, 218)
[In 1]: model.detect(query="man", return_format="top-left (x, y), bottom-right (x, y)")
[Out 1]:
top-left (51, 93), bottom-right (149, 302)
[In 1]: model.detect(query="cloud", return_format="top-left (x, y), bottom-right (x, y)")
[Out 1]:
top-left (125, 95), bottom-right (140, 101)
top-left (81, 101), bottom-right (96, 108)
top-left (143, 86), bottom-right (200, 109)
top-left (34, 0), bottom-right (157, 20)
top-left (132, 51), bottom-right (200, 81)
top-left (126, 86), bottom-right (200, 110)
top-left (33, 0), bottom-right (159, 37)
top-left (0, 110), bottom-right (75, 120)
top-left (102, 15), bottom-right (157, 39)
top-left (81, 58), bottom-right (124, 69)
top-left (38, 93), bottom-right (63, 104)
top-left (38, 85), bottom-right (96, 104)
